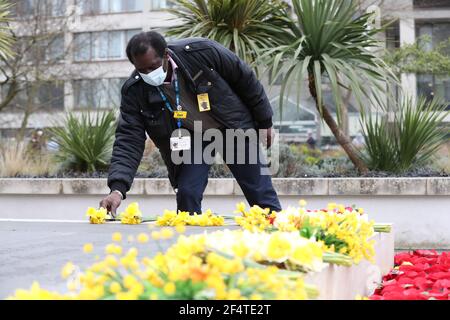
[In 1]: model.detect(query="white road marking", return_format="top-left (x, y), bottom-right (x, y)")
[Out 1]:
top-left (0, 218), bottom-right (238, 226)
top-left (0, 218), bottom-right (157, 224)
top-left (0, 218), bottom-right (89, 223)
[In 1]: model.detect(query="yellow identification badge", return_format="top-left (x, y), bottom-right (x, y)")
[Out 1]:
top-left (174, 111), bottom-right (187, 119)
top-left (197, 93), bottom-right (211, 112)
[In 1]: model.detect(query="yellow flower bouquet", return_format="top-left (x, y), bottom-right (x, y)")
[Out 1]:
top-left (8, 231), bottom-right (318, 300)
top-left (235, 201), bottom-right (378, 264)
top-left (156, 209), bottom-right (225, 227)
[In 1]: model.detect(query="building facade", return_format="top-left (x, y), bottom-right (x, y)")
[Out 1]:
top-left (0, 0), bottom-right (449, 139)
top-left (379, 0), bottom-right (450, 104)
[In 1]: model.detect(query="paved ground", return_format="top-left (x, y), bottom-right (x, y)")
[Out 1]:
top-left (0, 220), bottom-right (238, 299)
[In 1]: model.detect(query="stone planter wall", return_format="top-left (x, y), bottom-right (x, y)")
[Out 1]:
top-left (0, 177), bottom-right (449, 249)
top-left (306, 231), bottom-right (395, 299)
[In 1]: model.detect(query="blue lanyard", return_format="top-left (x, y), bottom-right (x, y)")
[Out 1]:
top-left (156, 72), bottom-right (182, 129)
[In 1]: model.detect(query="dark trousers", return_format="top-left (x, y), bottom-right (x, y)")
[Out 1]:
top-left (175, 130), bottom-right (282, 213)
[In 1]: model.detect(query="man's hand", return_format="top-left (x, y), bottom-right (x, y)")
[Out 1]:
top-left (260, 127), bottom-right (275, 148)
top-left (99, 193), bottom-right (122, 218)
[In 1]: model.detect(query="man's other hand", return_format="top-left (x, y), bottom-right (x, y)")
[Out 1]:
top-left (99, 193), bottom-right (122, 218)
top-left (261, 127), bottom-right (275, 148)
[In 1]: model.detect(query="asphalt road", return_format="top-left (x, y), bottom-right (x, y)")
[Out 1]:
top-left (0, 220), bottom-right (239, 299)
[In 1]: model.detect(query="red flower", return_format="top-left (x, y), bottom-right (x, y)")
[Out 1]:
top-left (370, 251), bottom-right (450, 300)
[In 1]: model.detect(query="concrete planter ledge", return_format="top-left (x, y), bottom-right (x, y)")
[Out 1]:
top-left (0, 177), bottom-right (449, 249)
top-left (0, 177), bottom-right (449, 196)
top-left (306, 231), bottom-right (394, 299)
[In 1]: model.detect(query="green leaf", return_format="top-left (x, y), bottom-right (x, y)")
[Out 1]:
top-left (166, 0), bottom-right (295, 65)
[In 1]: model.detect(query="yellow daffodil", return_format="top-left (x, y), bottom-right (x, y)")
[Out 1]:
top-left (86, 207), bottom-right (110, 224)
top-left (137, 233), bottom-right (149, 243)
top-left (83, 243), bottom-right (94, 254)
top-left (61, 262), bottom-right (76, 279)
top-left (109, 282), bottom-right (122, 294)
top-left (119, 202), bottom-right (142, 225)
top-left (151, 231), bottom-right (161, 240)
top-left (112, 232), bottom-right (122, 242)
top-left (160, 228), bottom-right (174, 239)
top-left (175, 225), bottom-right (186, 234)
top-left (163, 282), bottom-right (176, 295)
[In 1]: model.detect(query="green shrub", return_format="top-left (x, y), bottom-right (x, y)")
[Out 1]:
top-left (48, 111), bottom-right (117, 173)
top-left (361, 97), bottom-right (449, 173)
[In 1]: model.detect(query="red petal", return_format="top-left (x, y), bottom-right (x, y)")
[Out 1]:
top-left (433, 279), bottom-right (450, 289)
top-left (429, 272), bottom-right (450, 281)
top-left (397, 277), bottom-right (414, 285)
top-left (414, 250), bottom-right (439, 258)
top-left (414, 277), bottom-right (433, 291)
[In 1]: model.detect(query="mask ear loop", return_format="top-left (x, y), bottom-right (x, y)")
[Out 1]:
top-left (162, 50), bottom-right (170, 73)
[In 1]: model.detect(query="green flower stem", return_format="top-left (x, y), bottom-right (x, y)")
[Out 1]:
top-left (374, 224), bottom-right (392, 233)
top-left (322, 252), bottom-right (353, 266)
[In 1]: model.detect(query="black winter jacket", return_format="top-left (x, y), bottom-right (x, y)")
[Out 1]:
top-left (107, 38), bottom-right (274, 198)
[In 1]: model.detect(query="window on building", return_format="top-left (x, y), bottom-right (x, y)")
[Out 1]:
top-left (417, 21), bottom-right (450, 55)
top-left (73, 29), bottom-right (141, 61)
top-left (385, 20), bottom-right (400, 50)
top-left (416, 21), bottom-right (450, 107)
top-left (1, 81), bottom-right (65, 112)
top-left (10, 0), bottom-right (66, 17)
top-left (417, 74), bottom-right (450, 108)
top-left (46, 35), bottom-right (65, 61)
top-left (73, 33), bottom-right (91, 61)
top-left (73, 78), bottom-right (127, 109)
top-left (414, 0), bottom-right (450, 9)
top-left (77, 0), bottom-right (143, 15)
top-left (150, 0), bottom-right (175, 10)
top-left (20, 34), bottom-right (65, 63)
top-left (271, 97), bottom-right (318, 136)
top-left (36, 81), bottom-right (65, 110)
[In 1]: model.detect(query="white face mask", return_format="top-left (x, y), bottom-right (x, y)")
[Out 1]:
top-left (139, 65), bottom-right (167, 86)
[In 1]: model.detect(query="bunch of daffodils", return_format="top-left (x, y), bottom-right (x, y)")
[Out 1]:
top-left (8, 230), bottom-right (318, 300)
top-left (9, 282), bottom-right (66, 300)
top-left (156, 209), bottom-right (224, 227)
top-left (235, 201), bottom-right (376, 264)
top-left (202, 230), bottom-right (325, 273)
top-left (86, 207), bottom-right (110, 224)
top-left (119, 202), bottom-right (142, 225)
top-left (274, 205), bottom-right (376, 264)
top-left (234, 202), bottom-right (275, 232)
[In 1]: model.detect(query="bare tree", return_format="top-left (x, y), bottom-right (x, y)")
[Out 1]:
top-left (0, 0), bottom-right (115, 140)
top-left (0, 1), bottom-right (75, 139)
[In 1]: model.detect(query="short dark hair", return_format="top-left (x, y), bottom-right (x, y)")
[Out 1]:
top-left (126, 31), bottom-right (167, 64)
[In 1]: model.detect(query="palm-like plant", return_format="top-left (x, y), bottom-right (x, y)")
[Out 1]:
top-left (361, 97), bottom-right (449, 173)
top-left (0, 0), bottom-right (15, 59)
top-left (166, 0), bottom-right (295, 66)
top-left (48, 112), bottom-right (117, 173)
top-left (267, 0), bottom-right (396, 173)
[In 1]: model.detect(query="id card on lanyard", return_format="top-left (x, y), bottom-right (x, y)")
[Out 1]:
top-left (156, 71), bottom-right (191, 151)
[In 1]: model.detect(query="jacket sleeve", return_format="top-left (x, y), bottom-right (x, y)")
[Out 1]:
top-left (209, 41), bottom-right (273, 129)
top-left (107, 90), bottom-right (146, 199)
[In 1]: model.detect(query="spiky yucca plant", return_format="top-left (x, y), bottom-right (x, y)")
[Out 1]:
top-left (48, 112), bottom-right (117, 173)
top-left (361, 97), bottom-right (449, 173)
top-left (166, 0), bottom-right (294, 66)
top-left (0, 0), bottom-right (15, 59)
top-left (267, 0), bottom-right (397, 173)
